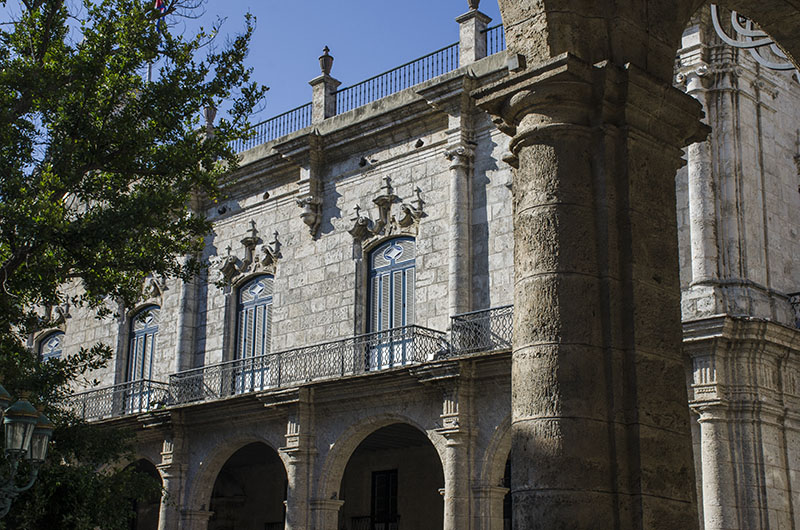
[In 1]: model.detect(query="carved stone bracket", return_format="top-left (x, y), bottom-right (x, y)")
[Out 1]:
top-left (213, 221), bottom-right (282, 287)
top-left (296, 195), bottom-right (322, 236)
top-left (348, 176), bottom-right (426, 246)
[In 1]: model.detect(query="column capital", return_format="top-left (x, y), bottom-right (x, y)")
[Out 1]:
top-left (473, 53), bottom-right (709, 167)
top-left (444, 142), bottom-right (475, 169)
top-left (691, 400), bottom-right (730, 422)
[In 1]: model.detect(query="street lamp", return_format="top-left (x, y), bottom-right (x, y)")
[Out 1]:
top-left (0, 383), bottom-right (54, 518)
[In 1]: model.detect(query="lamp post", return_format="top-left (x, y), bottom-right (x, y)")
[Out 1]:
top-left (0, 383), bottom-right (54, 518)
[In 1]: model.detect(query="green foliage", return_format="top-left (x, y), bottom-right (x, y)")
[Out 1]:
top-left (0, 0), bottom-right (266, 527)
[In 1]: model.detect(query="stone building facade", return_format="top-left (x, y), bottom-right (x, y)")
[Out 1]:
top-left (39, 2), bottom-right (800, 529)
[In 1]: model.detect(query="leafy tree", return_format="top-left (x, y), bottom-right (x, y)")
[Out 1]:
top-left (0, 0), bottom-right (266, 527)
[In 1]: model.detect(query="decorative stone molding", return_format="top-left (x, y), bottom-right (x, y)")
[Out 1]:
top-left (348, 176), bottom-right (425, 246)
top-left (212, 221), bottom-right (282, 287)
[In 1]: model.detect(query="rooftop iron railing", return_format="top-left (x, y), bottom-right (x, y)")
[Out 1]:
top-left (231, 102), bottom-right (313, 153)
top-left (449, 305), bottom-right (513, 356)
top-left (232, 25), bottom-right (507, 153)
top-left (335, 42), bottom-right (460, 114)
top-left (65, 379), bottom-right (170, 422)
top-left (169, 325), bottom-right (448, 405)
top-left (484, 23), bottom-right (507, 56)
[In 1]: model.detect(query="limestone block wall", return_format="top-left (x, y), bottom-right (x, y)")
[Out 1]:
top-left (676, 16), bottom-right (800, 325)
top-left (472, 125), bottom-right (514, 311)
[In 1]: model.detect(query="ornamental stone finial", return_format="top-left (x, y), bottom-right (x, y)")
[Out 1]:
top-left (468, 0), bottom-right (479, 9)
top-left (319, 46), bottom-right (334, 75)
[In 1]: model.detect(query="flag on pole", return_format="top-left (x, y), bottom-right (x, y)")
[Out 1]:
top-left (154, 0), bottom-right (167, 33)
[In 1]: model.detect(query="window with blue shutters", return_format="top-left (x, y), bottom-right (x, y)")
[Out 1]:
top-left (368, 238), bottom-right (415, 369)
top-left (235, 275), bottom-right (273, 391)
top-left (369, 238), bottom-right (415, 332)
top-left (237, 275), bottom-right (273, 359)
top-left (128, 306), bottom-right (159, 382)
top-left (39, 331), bottom-right (64, 362)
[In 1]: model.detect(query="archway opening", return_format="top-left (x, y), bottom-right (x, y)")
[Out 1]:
top-left (338, 423), bottom-right (444, 530)
top-left (126, 459), bottom-right (162, 530)
top-left (207, 442), bottom-right (287, 530)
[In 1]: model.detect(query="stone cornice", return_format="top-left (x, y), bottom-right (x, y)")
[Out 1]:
top-left (219, 53), bottom-right (509, 199)
top-left (683, 314), bottom-right (800, 355)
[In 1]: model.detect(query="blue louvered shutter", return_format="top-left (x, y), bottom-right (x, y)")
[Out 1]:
top-left (128, 307), bottom-right (159, 382)
top-left (237, 276), bottom-right (273, 359)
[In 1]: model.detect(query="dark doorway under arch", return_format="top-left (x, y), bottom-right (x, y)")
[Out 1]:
top-left (208, 442), bottom-right (287, 530)
top-left (339, 423), bottom-right (444, 530)
top-left (127, 459), bottom-right (162, 530)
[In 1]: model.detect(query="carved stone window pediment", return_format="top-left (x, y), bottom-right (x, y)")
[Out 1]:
top-left (348, 176), bottom-right (426, 248)
top-left (212, 221), bottom-right (282, 288)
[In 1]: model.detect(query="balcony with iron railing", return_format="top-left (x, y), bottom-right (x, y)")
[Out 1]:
top-left (448, 305), bottom-right (513, 357)
top-left (169, 325), bottom-right (448, 405)
top-left (63, 306), bottom-right (514, 421)
top-left (65, 379), bottom-right (170, 422)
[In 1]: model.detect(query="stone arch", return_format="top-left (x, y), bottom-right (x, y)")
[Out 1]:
top-left (317, 412), bottom-right (447, 503)
top-left (481, 414), bottom-right (512, 488)
top-left (125, 458), bottom-right (163, 530)
top-left (184, 434), bottom-right (289, 514)
top-left (494, 0), bottom-right (800, 83)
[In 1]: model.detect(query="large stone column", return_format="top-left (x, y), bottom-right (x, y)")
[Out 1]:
top-left (474, 53), bottom-right (707, 529)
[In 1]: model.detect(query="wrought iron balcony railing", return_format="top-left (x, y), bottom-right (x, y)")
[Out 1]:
top-left (65, 379), bottom-right (170, 422)
top-left (169, 325), bottom-right (448, 405)
top-left (449, 305), bottom-right (513, 356)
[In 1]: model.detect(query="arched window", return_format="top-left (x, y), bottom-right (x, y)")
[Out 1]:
top-left (369, 238), bottom-right (415, 332)
top-left (128, 306), bottom-right (159, 382)
top-left (235, 276), bottom-right (273, 393)
top-left (39, 331), bottom-right (64, 362)
top-left (237, 275), bottom-right (273, 359)
top-left (368, 238), bottom-right (415, 370)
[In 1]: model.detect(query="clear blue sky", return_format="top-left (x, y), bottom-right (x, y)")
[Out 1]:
top-left (191, 0), bottom-right (503, 121)
top-left (0, 0), bottom-right (503, 122)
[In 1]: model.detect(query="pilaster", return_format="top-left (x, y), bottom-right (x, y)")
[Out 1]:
top-left (261, 387), bottom-right (316, 530)
top-left (157, 437), bottom-right (188, 530)
top-left (418, 74), bottom-right (479, 320)
top-left (472, 485), bottom-right (509, 530)
top-left (473, 52), bottom-right (707, 530)
top-left (415, 361), bottom-right (474, 530)
top-left (273, 132), bottom-right (326, 239)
